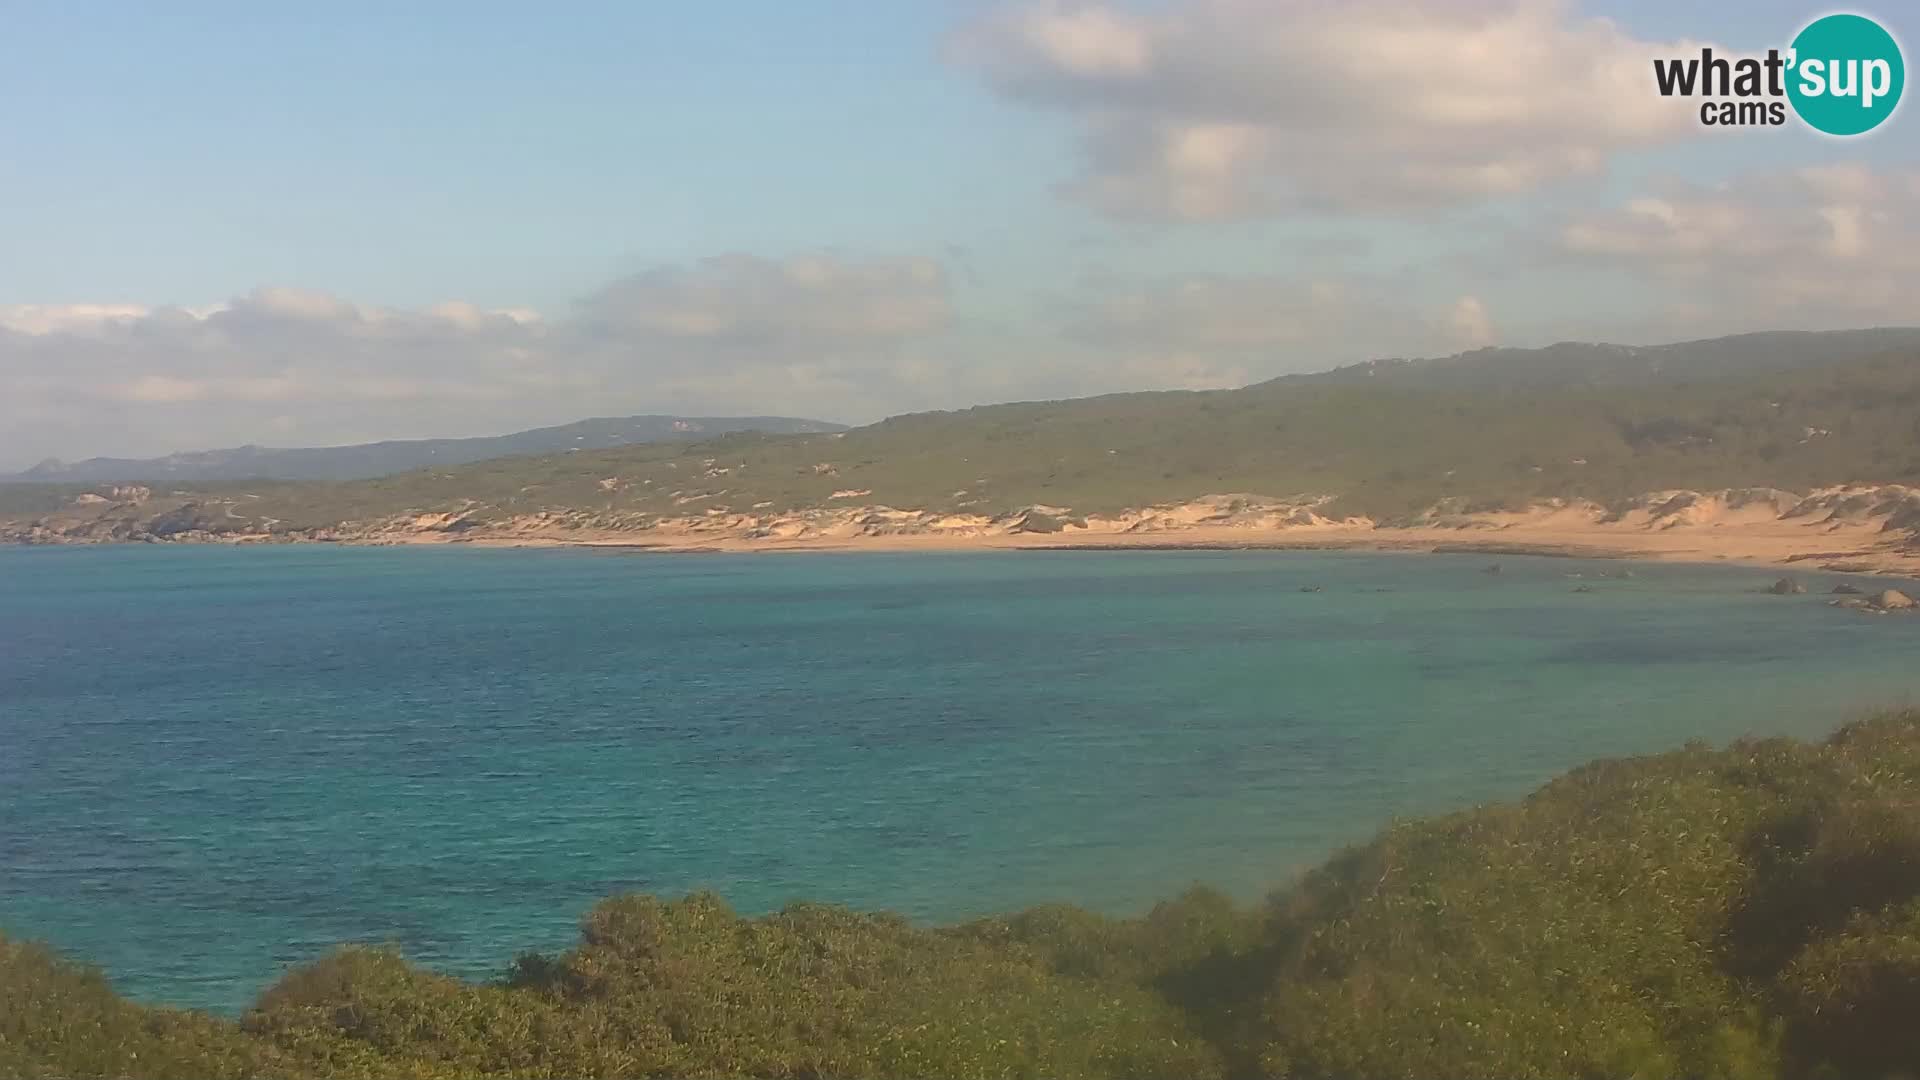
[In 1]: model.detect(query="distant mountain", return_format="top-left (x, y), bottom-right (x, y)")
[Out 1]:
top-left (1292, 328), bottom-right (1920, 389)
top-left (7, 415), bottom-right (846, 486)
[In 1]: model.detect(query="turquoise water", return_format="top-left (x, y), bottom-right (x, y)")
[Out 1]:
top-left (2, 544), bottom-right (1917, 1013)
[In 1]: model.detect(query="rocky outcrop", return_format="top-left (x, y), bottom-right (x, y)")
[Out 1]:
top-left (1830, 587), bottom-right (1918, 614)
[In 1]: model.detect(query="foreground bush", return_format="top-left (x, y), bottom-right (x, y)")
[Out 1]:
top-left (242, 894), bottom-right (1220, 1079)
top-left (0, 935), bottom-right (280, 1079)
top-left (7, 710), bottom-right (1920, 1078)
top-left (1246, 712), bottom-right (1920, 1079)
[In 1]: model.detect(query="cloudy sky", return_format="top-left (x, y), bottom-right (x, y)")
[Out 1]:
top-left (2, 1), bottom-right (1915, 468)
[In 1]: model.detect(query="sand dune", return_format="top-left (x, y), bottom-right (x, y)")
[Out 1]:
top-left (11, 482), bottom-right (1920, 577)
top-left (370, 485), bottom-right (1920, 577)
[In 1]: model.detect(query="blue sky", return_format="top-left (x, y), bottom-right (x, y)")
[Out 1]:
top-left (1, 1), bottom-right (1916, 465)
top-left (2, 4), bottom-right (1061, 310)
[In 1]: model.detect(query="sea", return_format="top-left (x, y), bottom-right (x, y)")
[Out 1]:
top-left (2, 544), bottom-right (1917, 1013)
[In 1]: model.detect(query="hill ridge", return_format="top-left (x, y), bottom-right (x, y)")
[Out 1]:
top-left (7, 414), bottom-right (846, 486)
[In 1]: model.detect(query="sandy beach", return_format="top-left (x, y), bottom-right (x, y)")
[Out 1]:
top-left (12, 484), bottom-right (1920, 579)
top-left (416, 487), bottom-right (1920, 578)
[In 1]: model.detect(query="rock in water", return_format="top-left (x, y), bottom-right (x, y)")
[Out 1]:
top-left (1872, 589), bottom-right (1916, 611)
top-left (1768, 578), bottom-right (1806, 595)
top-left (1832, 583), bottom-right (1865, 595)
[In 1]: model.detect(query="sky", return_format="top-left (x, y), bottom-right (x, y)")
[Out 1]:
top-left (1, 0), bottom-right (1915, 468)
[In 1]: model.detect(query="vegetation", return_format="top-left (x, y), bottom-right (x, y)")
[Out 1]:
top-left (0, 483), bottom-right (94, 517)
top-left (1, 416), bottom-right (845, 487)
top-left (6, 336), bottom-right (1920, 540)
top-left (9, 711), bottom-right (1920, 1077)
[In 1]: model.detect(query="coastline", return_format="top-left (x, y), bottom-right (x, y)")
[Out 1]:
top-left (8, 485), bottom-right (1920, 578)
top-left (230, 513), bottom-right (1920, 580)
top-left (440, 524), bottom-right (1920, 577)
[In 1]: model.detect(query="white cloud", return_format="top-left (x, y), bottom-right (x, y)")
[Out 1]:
top-left (0, 294), bottom-right (537, 340)
top-left (244, 287), bottom-right (358, 322)
top-left (116, 375), bottom-right (217, 404)
top-left (0, 251), bottom-right (1524, 467)
top-left (427, 301), bottom-right (543, 330)
top-left (1449, 296), bottom-right (1496, 348)
top-left (1558, 163), bottom-right (1920, 327)
top-left (1063, 272), bottom-right (1501, 364)
top-left (1000, 5), bottom-right (1153, 76)
top-left (0, 304), bottom-right (154, 336)
top-left (576, 254), bottom-right (949, 343)
top-left (951, 0), bottom-right (1701, 218)
top-left (0, 288), bottom-right (567, 465)
top-left (0, 255), bottom-right (963, 466)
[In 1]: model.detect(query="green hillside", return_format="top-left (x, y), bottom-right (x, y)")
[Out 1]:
top-left (2, 415), bottom-right (846, 486)
top-left (4, 334), bottom-right (1919, 537)
top-left (1307, 327), bottom-right (1920, 389)
top-left (8, 711), bottom-right (1920, 1078)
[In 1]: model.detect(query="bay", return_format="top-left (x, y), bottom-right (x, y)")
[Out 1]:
top-left (1, 544), bottom-right (1915, 1012)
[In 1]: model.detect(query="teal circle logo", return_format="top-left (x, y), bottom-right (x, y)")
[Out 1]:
top-left (1787, 13), bottom-right (1904, 135)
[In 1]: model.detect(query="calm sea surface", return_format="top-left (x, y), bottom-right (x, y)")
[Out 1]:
top-left (3, 544), bottom-right (1917, 1012)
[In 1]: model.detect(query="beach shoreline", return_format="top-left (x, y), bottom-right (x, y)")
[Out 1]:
top-left (336, 518), bottom-right (1920, 579)
top-left (9, 485), bottom-right (1920, 578)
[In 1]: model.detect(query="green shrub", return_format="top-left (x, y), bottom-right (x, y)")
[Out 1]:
top-left (1774, 899), bottom-right (1920, 1077)
top-left (0, 934), bottom-right (277, 1079)
top-left (492, 891), bottom-right (1224, 1079)
top-left (1245, 712), bottom-right (1920, 1079)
